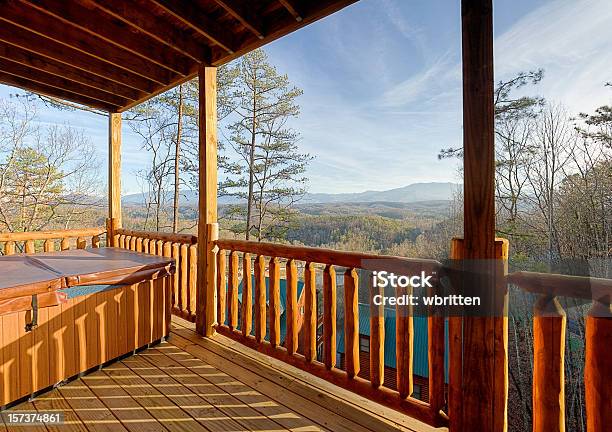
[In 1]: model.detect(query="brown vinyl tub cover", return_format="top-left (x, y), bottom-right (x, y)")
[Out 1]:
top-left (0, 247), bottom-right (175, 304)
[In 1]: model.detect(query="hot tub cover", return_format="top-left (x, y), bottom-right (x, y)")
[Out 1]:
top-left (0, 247), bottom-right (175, 301)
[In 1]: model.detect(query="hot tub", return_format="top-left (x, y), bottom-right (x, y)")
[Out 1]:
top-left (0, 247), bottom-right (175, 407)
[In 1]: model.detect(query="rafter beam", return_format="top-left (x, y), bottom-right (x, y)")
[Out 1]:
top-left (278, 0), bottom-right (303, 22)
top-left (0, 57), bottom-right (129, 106)
top-left (0, 20), bottom-right (156, 93)
top-left (22, 0), bottom-right (194, 77)
top-left (150, 0), bottom-right (236, 54)
top-left (0, 71), bottom-right (119, 112)
top-left (0, 2), bottom-right (173, 85)
top-left (88, 0), bottom-right (210, 64)
top-left (214, 0), bottom-right (265, 39)
top-left (0, 43), bottom-right (143, 101)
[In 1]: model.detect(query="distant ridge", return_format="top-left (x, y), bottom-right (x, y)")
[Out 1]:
top-left (122, 182), bottom-right (459, 205)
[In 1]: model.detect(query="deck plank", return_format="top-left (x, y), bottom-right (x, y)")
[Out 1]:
top-left (102, 361), bottom-right (210, 432)
top-left (152, 344), bottom-right (327, 432)
top-left (32, 388), bottom-right (89, 432)
top-left (80, 370), bottom-right (168, 432)
top-left (143, 346), bottom-right (321, 432)
top-left (6, 400), bottom-right (48, 431)
top-left (56, 379), bottom-right (128, 432)
top-left (122, 353), bottom-right (268, 431)
top-left (168, 331), bottom-right (377, 432)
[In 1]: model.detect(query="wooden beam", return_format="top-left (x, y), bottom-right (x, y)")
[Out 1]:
top-left (211, 0), bottom-right (358, 65)
top-left (0, 43), bottom-right (142, 101)
top-left (88, 0), bottom-right (210, 63)
top-left (151, 0), bottom-right (236, 54)
top-left (0, 57), bottom-right (129, 106)
top-left (0, 20), bottom-right (156, 93)
top-left (0, 71), bottom-right (118, 112)
top-left (278, 0), bottom-right (303, 22)
top-left (214, 0), bottom-right (265, 39)
top-left (456, 1), bottom-right (501, 430)
top-left (108, 113), bottom-right (122, 226)
top-left (0, 2), bottom-right (174, 85)
top-left (196, 65), bottom-right (218, 337)
top-left (22, 0), bottom-right (194, 76)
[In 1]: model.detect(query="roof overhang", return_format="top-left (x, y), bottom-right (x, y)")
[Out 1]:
top-left (0, 0), bottom-right (358, 112)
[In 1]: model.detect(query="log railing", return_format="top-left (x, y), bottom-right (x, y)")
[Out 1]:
top-left (508, 271), bottom-right (612, 432)
top-left (213, 238), bottom-right (447, 427)
top-left (0, 227), bottom-right (107, 255)
top-left (114, 228), bottom-right (198, 322)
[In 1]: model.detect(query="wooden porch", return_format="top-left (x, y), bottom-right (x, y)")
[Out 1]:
top-left (2, 317), bottom-right (436, 432)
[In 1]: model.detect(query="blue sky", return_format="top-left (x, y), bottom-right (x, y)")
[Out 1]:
top-left (1, 0), bottom-right (611, 195)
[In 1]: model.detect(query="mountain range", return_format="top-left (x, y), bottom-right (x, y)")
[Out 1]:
top-left (122, 182), bottom-right (459, 206)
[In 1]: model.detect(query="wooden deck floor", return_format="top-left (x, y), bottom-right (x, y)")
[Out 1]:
top-left (1, 318), bottom-right (441, 432)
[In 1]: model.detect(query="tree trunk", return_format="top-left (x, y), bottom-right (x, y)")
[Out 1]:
top-left (173, 85), bottom-right (184, 233)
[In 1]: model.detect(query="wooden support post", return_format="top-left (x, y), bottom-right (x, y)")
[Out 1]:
top-left (196, 65), bottom-right (218, 337)
top-left (533, 296), bottom-right (566, 432)
top-left (449, 237), bottom-right (509, 432)
top-left (585, 299), bottom-right (612, 432)
top-left (453, 0), bottom-right (503, 431)
top-left (108, 112), bottom-right (122, 244)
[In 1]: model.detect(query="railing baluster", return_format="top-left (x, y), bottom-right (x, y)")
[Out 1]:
top-left (323, 264), bottom-right (336, 369)
top-left (76, 237), bottom-right (86, 249)
top-left (428, 281), bottom-right (445, 419)
top-left (585, 298), bottom-right (611, 432)
top-left (130, 236), bottom-right (137, 251)
top-left (255, 255), bottom-right (266, 342)
top-left (286, 259), bottom-right (298, 354)
top-left (136, 237), bottom-right (143, 252)
top-left (148, 237), bottom-right (156, 254)
top-left (304, 261), bottom-right (317, 362)
top-left (172, 243), bottom-right (180, 312)
top-left (344, 268), bottom-right (360, 378)
top-left (396, 282), bottom-right (413, 399)
top-left (5, 241), bottom-right (15, 255)
top-left (143, 238), bottom-right (150, 253)
top-left (44, 239), bottom-right (53, 252)
top-left (180, 243), bottom-right (189, 318)
top-left (242, 253), bottom-right (252, 337)
top-left (189, 245), bottom-right (198, 320)
top-left (92, 235), bottom-right (100, 248)
top-left (25, 239), bottom-right (35, 253)
top-left (217, 249), bottom-right (226, 327)
top-left (228, 251), bottom-right (239, 330)
top-left (119, 234), bottom-right (126, 249)
top-left (533, 295), bottom-right (565, 432)
top-left (370, 271), bottom-right (385, 388)
top-left (61, 237), bottom-right (70, 250)
top-left (269, 257), bottom-right (281, 347)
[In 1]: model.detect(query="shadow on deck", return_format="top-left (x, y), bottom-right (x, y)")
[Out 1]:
top-left (2, 317), bottom-right (442, 432)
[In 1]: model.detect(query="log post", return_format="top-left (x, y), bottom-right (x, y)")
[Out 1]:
top-left (533, 296), bottom-right (566, 432)
top-left (108, 112), bottom-right (122, 240)
top-left (196, 65), bottom-right (218, 337)
top-left (453, 0), bottom-right (503, 430)
top-left (585, 299), bottom-right (612, 432)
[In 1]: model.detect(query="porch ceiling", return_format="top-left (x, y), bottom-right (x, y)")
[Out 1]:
top-left (0, 0), bottom-right (357, 113)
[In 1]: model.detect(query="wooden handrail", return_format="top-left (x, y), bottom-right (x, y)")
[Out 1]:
top-left (115, 228), bottom-right (197, 244)
top-left (215, 238), bottom-right (442, 272)
top-left (0, 227), bottom-right (105, 242)
top-left (508, 271), bottom-right (612, 301)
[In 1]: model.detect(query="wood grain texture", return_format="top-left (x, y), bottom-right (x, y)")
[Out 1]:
top-left (254, 254), bottom-right (266, 342)
top-left (269, 257), bottom-right (281, 347)
top-left (533, 296), bottom-right (565, 432)
top-left (303, 262), bottom-right (317, 362)
top-left (323, 264), bottom-right (336, 369)
top-left (344, 268), bottom-right (360, 378)
top-left (196, 66), bottom-right (218, 337)
top-left (228, 250), bottom-right (239, 330)
top-left (109, 113), bottom-right (122, 225)
top-left (285, 259), bottom-right (298, 354)
top-left (241, 252), bottom-right (252, 337)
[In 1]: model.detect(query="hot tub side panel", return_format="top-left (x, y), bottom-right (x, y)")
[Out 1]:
top-left (0, 275), bottom-right (172, 407)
